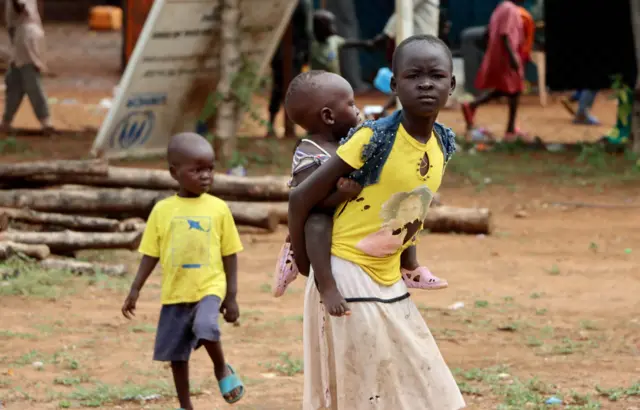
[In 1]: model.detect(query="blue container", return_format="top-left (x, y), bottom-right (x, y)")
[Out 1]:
top-left (373, 67), bottom-right (393, 95)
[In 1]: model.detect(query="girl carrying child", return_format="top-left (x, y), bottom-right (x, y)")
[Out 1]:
top-left (288, 36), bottom-right (465, 409)
top-left (273, 70), bottom-right (449, 316)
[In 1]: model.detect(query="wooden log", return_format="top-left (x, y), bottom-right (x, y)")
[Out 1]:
top-left (40, 259), bottom-right (127, 277)
top-left (423, 206), bottom-right (492, 235)
top-left (0, 207), bottom-right (120, 232)
top-left (0, 230), bottom-right (142, 254)
top-left (118, 218), bottom-right (146, 232)
top-left (0, 159), bottom-right (109, 178)
top-left (229, 201), bottom-right (288, 225)
top-left (226, 202), bottom-right (279, 232)
top-left (0, 241), bottom-right (50, 260)
top-left (23, 166), bottom-right (291, 201)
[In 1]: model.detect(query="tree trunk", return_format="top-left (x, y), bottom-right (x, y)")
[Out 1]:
top-left (0, 159), bottom-right (108, 178)
top-left (0, 188), bottom-right (168, 216)
top-left (227, 201), bottom-right (280, 231)
top-left (631, 0), bottom-right (640, 153)
top-left (423, 206), bottom-right (492, 235)
top-left (40, 259), bottom-right (127, 277)
top-left (0, 230), bottom-right (143, 254)
top-left (215, 0), bottom-right (241, 163)
top-left (0, 207), bottom-right (120, 232)
top-left (20, 166), bottom-right (291, 201)
top-left (0, 241), bottom-right (50, 260)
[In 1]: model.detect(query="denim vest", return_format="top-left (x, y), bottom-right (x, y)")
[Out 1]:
top-left (341, 110), bottom-right (457, 188)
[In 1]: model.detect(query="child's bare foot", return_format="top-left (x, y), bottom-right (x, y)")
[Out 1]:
top-left (321, 287), bottom-right (351, 317)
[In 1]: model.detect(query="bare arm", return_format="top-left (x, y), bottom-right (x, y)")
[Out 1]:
top-left (220, 253), bottom-right (239, 323)
top-left (502, 35), bottom-right (519, 70)
top-left (291, 165), bottom-right (357, 212)
top-left (288, 156), bottom-right (355, 275)
top-left (121, 255), bottom-right (159, 319)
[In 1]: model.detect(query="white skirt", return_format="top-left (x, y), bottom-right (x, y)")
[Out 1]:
top-left (303, 256), bottom-right (466, 410)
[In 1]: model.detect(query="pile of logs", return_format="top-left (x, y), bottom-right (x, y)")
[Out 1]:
top-left (0, 159), bottom-right (492, 272)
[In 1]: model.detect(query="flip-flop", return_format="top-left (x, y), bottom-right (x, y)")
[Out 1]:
top-left (218, 364), bottom-right (245, 404)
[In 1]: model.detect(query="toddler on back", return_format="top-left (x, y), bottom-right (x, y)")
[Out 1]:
top-left (273, 70), bottom-right (448, 317)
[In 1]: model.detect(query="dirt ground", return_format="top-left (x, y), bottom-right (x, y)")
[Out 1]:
top-left (1, 24), bottom-right (640, 410)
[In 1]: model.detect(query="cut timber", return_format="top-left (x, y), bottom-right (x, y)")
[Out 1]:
top-left (229, 201), bottom-right (288, 225)
top-left (0, 207), bottom-right (120, 232)
top-left (0, 159), bottom-right (108, 178)
top-left (0, 189), bottom-right (280, 230)
top-left (423, 206), bottom-right (492, 235)
top-left (0, 188), bottom-right (169, 215)
top-left (0, 230), bottom-right (142, 254)
top-left (0, 241), bottom-right (50, 260)
top-left (226, 202), bottom-right (279, 232)
top-left (40, 259), bottom-right (127, 277)
top-left (24, 166), bottom-right (290, 201)
top-left (118, 218), bottom-right (146, 232)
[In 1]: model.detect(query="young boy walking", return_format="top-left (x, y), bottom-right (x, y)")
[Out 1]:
top-left (1, 0), bottom-right (52, 134)
top-left (121, 132), bottom-right (245, 409)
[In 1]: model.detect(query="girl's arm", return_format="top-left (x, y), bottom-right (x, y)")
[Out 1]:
top-left (288, 156), bottom-right (355, 274)
top-left (501, 35), bottom-right (519, 70)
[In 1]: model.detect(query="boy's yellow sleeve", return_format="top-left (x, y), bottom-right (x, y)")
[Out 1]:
top-left (220, 203), bottom-right (244, 257)
top-left (138, 206), bottom-right (160, 258)
top-left (335, 127), bottom-right (374, 170)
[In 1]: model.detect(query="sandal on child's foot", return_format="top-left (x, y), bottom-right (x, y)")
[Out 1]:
top-left (273, 242), bottom-right (299, 297)
top-left (401, 266), bottom-right (448, 290)
top-left (218, 364), bottom-right (245, 404)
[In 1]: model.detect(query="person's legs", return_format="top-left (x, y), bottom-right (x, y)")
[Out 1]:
top-left (461, 90), bottom-right (503, 129)
top-left (153, 304), bottom-right (196, 410)
top-left (460, 26), bottom-right (488, 95)
top-left (506, 92), bottom-right (520, 134)
top-left (575, 89), bottom-right (600, 125)
top-left (267, 49), bottom-right (284, 137)
top-left (305, 212), bottom-right (349, 317)
top-left (170, 361), bottom-right (193, 410)
top-left (19, 64), bottom-right (52, 130)
top-left (192, 295), bottom-right (243, 402)
top-left (325, 0), bottom-right (368, 92)
top-left (1, 65), bottom-right (26, 131)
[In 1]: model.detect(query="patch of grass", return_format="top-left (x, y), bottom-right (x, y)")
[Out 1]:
top-left (529, 292), bottom-right (543, 299)
top-left (474, 300), bottom-right (489, 308)
top-left (66, 380), bottom-right (194, 407)
top-left (12, 349), bottom-right (48, 366)
top-left (259, 283), bottom-right (272, 293)
top-left (54, 375), bottom-right (91, 386)
top-left (546, 264), bottom-right (561, 276)
top-left (0, 136), bottom-right (30, 155)
top-left (526, 336), bottom-right (544, 347)
top-left (129, 323), bottom-right (156, 333)
top-left (0, 257), bottom-right (76, 300)
top-left (262, 352), bottom-right (303, 376)
top-left (580, 320), bottom-right (599, 331)
top-left (535, 308), bottom-right (548, 316)
top-left (596, 381), bottom-right (640, 401)
top-left (0, 330), bottom-right (38, 340)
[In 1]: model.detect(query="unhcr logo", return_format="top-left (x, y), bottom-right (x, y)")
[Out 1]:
top-left (109, 110), bottom-right (155, 149)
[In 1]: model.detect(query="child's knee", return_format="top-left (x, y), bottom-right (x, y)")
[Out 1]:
top-left (305, 213), bottom-right (333, 236)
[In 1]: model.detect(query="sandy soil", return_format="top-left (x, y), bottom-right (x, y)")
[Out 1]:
top-left (1, 23), bottom-right (639, 410)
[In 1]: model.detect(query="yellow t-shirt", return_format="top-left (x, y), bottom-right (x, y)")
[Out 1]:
top-left (332, 124), bottom-right (445, 286)
top-left (138, 194), bottom-right (243, 304)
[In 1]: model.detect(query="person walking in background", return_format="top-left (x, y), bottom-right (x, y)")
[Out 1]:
top-left (324, 0), bottom-right (371, 94)
top-left (266, 0), bottom-right (311, 138)
top-left (460, 0), bottom-right (526, 141)
top-left (310, 10), bottom-right (375, 75)
top-left (561, 90), bottom-right (601, 125)
top-left (1, 0), bottom-right (53, 135)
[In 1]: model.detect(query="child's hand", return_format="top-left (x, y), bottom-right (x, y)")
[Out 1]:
top-left (220, 297), bottom-right (240, 324)
top-left (121, 289), bottom-right (139, 319)
top-left (336, 178), bottom-right (362, 198)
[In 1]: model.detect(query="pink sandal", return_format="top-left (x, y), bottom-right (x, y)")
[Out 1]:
top-left (401, 266), bottom-right (448, 290)
top-left (273, 241), bottom-right (299, 297)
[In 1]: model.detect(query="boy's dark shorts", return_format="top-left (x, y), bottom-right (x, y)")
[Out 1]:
top-left (153, 295), bottom-right (221, 362)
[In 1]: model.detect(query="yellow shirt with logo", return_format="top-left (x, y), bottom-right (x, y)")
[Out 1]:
top-left (138, 194), bottom-right (243, 304)
top-left (332, 124), bottom-right (445, 286)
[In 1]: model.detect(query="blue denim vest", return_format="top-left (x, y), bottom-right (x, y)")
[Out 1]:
top-left (341, 110), bottom-right (457, 188)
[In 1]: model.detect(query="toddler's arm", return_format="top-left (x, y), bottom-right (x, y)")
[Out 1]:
top-left (122, 255), bottom-right (159, 319)
top-left (291, 165), bottom-right (361, 211)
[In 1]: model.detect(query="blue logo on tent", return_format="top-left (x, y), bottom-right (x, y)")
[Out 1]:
top-left (110, 110), bottom-right (155, 149)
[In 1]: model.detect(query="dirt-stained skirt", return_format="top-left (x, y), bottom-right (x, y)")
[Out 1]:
top-left (303, 256), bottom-right (466, 410)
